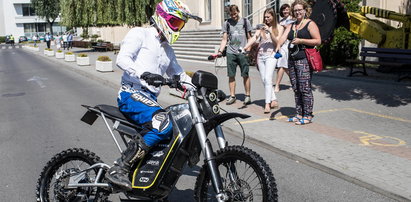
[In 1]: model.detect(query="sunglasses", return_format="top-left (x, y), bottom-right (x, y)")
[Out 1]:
top-left (157, 5), bottom-right (186, 32)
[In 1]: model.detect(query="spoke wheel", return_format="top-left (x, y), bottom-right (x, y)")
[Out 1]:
top-left (194, 146), bottom-right (277, 202)
top-left (36, 148), bottom-right (108, 202)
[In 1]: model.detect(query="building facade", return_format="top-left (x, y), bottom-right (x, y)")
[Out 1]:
top-left (0, 0), bottom-right (66, 39)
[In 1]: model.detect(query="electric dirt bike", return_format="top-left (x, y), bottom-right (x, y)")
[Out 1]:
top-left (36, 70), bottom-right (278, 201)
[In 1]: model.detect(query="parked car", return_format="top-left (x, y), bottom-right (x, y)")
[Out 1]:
top-left (19, 36), bottom-right (28, 43)
top-left (5, 35), bottom-right (11, 44)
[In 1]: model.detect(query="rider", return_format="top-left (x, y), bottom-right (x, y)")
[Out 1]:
top-left (106, 0), bottom-right (201, 191)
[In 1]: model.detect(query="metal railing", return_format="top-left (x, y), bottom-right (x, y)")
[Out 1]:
top-left (244, 0), bottom-right (277, 27)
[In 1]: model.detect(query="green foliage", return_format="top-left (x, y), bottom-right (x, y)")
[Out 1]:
top-left (320, 0), bottom-right (361, 66)
top-left (91, 34), bottom-right (100, 39)
top-left (81, 32), bottom-right (89, 39)
top-left (78, 53), bottom-right (88, 57)
top-left (341, 0), bottom-right (361, 12)
top-left (97, 56), bottom-right (111, 61)
top-left (31, 0), bottom-right (60, 34)
top-left (0, 36), bottom-right (6, 43)
top-left (57, 50), bottom-right (63, 52)
top-left (60, 0), bottom-right (161, 27)
top-left (65, 51), bottom-right (74, 55)
top-left (320, 27), bottom-right (360, 65)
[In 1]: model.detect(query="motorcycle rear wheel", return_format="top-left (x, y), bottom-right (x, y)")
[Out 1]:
top-left (194, 145), bottom-right (277, 202)
top-left (36, 148), bottom-right (108, 202)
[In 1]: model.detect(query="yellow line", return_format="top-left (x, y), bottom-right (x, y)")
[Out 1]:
top-left (237, 108), bottom-right (345, 124)
top-left (345, 108), bottom-right (411, 123)
top-left (236, 107), bottom-right (410, 125)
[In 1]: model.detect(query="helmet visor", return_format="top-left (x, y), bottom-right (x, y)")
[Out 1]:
top-left (157, 5), bottom-right (186, 32)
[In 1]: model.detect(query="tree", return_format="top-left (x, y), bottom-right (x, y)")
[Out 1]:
top-left (31, 0), bottom-right (61, 35)
top-left (59, 0), bottom-right (161, 28)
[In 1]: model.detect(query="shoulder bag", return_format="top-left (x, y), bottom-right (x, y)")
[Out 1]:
top-left (304, 47), bottom-right (323, 72)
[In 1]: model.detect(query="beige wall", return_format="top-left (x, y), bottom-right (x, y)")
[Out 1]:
top-left (85, 26), bottom-right (133, 45)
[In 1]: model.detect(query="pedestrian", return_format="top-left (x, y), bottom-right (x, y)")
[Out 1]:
top-left (67, 32), bottom-right (73, 50)
top-left (54, 35), bottom-right (61, 50)
top-left (62, 33), bottom-right (68, 50)
top-left (216, 4), bottom-right (252, 105)
top-left (32, 34), bottom-right (38, 47)
top-left (10, 34), bottom-right (15, 46)
top-left (277, 0), bottom-right (321, 125)
top-left (243, 8), bottom-right (283, 113)
top-left (105, 0), bottom-right (201, 191)
top-left (275, 3), bottom-right (294, 92)
top-left (45, 33), bottom-right (51, 49)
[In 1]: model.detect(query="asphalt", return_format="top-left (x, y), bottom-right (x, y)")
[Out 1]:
top-left (15, 42), bottom-right (411, 202)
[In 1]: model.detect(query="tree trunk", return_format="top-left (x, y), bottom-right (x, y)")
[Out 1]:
top-left (47, 20), bottom-right (54, 36)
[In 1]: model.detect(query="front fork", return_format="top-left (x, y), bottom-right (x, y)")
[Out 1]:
top-left (187, 91), bottom-right (227, 201)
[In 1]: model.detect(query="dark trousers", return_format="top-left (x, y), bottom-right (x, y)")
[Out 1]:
top-left (289, 58), bottom-right (314, 117)
top-left (46, 41), bottom-right (51, 49)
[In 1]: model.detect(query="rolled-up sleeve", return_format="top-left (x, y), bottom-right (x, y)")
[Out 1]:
top-left (116, 28), bottom-right (144, 78)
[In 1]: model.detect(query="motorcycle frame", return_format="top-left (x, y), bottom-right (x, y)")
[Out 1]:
top-left (70, 87), bottom-right (249, 201)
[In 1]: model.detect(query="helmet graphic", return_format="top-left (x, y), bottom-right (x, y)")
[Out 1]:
top-left (152, 0), bottom-right (202, 44)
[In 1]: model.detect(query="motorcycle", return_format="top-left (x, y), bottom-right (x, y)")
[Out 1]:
top-left (36, 70), bottom-right (278, 201)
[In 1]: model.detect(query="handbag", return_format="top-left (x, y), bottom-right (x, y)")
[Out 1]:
top-left (247, 43), bottom-right (259, 66)
top-left (304, 47), bottom-right (323, 72)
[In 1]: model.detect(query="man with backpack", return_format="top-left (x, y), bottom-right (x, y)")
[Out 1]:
top-left (216, 4), bottom-right (252, 105)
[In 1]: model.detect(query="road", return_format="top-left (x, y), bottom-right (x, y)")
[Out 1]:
top-left (0, 46), bottom-right (399, 201)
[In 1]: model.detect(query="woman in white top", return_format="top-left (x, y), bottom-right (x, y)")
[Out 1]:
top-left (244, 8), bottom-right (284, 113)
top-left (275, 4), bottom-right (294, 92)
top-left (54, 35), bottom-right (61, 50)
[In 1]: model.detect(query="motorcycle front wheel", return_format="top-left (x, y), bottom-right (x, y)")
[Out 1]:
top-left (36, 148), bottom-right (108, 202)
top-left (194, 145), bottom-right (277, 202)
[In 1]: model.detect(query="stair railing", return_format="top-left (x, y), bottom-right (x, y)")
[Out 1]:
top-left (244, 0), bottom-right (277, 27)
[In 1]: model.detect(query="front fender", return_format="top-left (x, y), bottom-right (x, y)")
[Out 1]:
top-left (204, 113), bottom-right (250, 134)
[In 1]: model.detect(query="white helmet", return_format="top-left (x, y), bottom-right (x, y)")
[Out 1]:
top-left (152, 0), bottom-right (202, 44)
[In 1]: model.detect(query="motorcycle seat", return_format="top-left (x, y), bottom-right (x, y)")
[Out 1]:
top-left (95, 104), bottom-right (143, 129)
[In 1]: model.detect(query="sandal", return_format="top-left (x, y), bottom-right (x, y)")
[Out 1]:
top-left (288, 116), bottom-right (300, 122)
top-left (295, 117), bottom-right (312, 125)
top-left (270, 101), bottom-right (279, 109)
top-left (264, 104), bottom-right (270, 114)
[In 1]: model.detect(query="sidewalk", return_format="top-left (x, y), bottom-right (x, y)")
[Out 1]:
top-left (23, 43), bottom-right (411, 201)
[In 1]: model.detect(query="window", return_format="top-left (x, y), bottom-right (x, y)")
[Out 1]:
top-left (22, 4), bottom-right (35, 16)
top-left (24, 24), bottom-right (35, 33)
top-left (205, 0), bottom-right (212, 21)
top-left (244, 0), bottom-right (253, 24)
top-left (223, 0), bottom-right (230, 21)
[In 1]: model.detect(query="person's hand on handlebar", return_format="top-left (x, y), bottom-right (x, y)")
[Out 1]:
top-left (141, 72), bottom-right (165, 87)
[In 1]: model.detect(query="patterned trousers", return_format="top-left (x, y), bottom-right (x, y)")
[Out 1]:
top-left (288, 58), bottom-right (314, 117)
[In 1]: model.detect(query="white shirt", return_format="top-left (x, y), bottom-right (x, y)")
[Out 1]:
top-left (62, 34), bottom-right (68, 42)
top-left (116, 27), bottom-right (192, 96)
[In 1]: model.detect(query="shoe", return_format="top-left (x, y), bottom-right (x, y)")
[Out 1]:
top-left (106, 162), bottom-right (132, 191)
top-left (244, 96), bottom-right (251, 105)
top-left (270, 100), bottom-right (279, 109)
top-left (264, 105), bottom-right (270, 114)
top-left (288, 116), bottom-right (301, 122)
top-left (274, 86), bottom-right (280, 93)
top-left (226, 96), bottom-right (236, 105)
top-left (106, 140), bottom-right (148, 190)
top-left (295, 117), bottom-right (312, 125)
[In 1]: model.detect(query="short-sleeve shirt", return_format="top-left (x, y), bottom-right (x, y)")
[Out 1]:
top-left (222, 18), bottom-right (252, 54)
